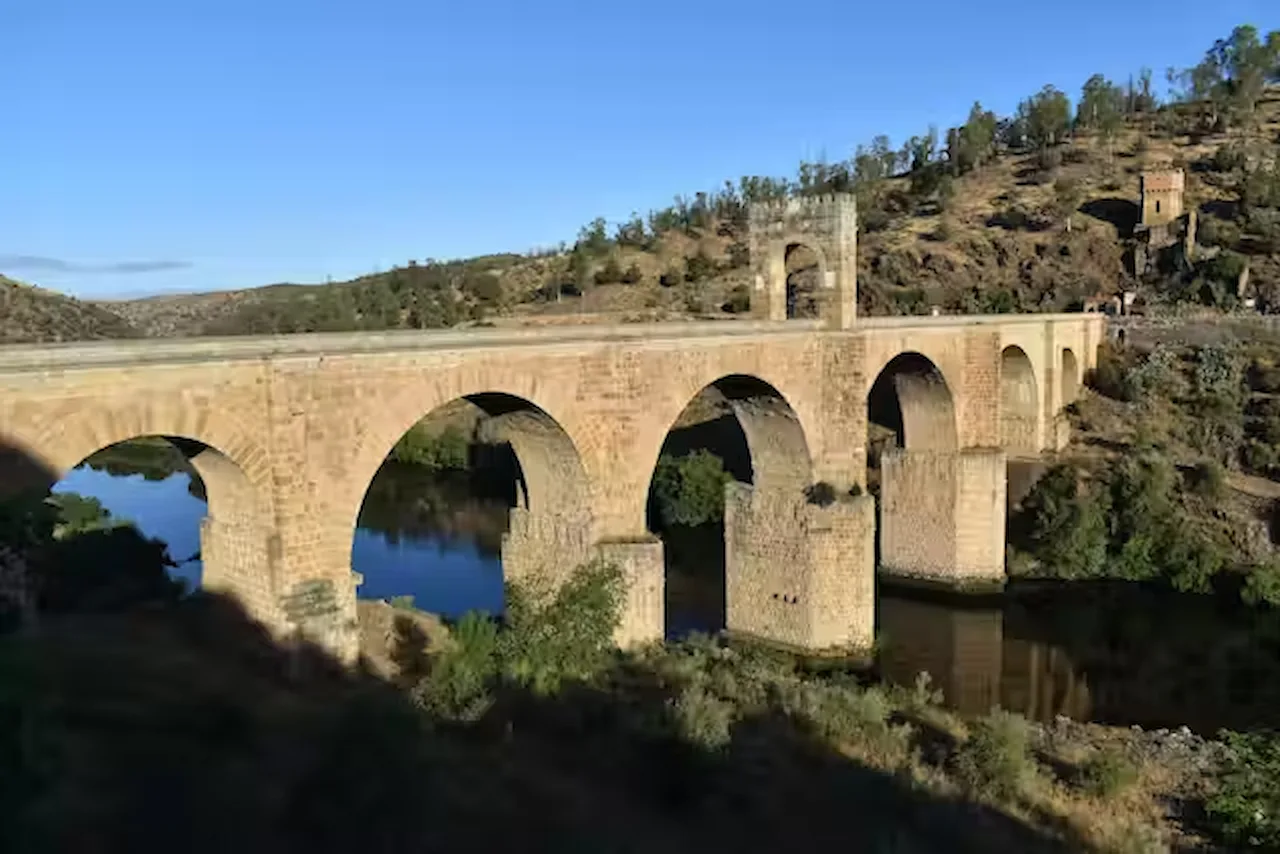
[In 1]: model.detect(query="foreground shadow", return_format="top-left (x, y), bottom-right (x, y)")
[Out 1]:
top-left (0, 590), bottom-right (1093, 853)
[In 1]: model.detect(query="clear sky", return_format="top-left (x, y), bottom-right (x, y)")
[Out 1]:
top-left (5, 1), bottom-right (1276, 299)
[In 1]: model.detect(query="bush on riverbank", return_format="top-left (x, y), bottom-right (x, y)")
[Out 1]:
top-left (1011, 454), bottom-right (1232, 596)
top-left (389, 424), bottom-right (470, 470)
top-left (0, 491), bottom-right (183, 626)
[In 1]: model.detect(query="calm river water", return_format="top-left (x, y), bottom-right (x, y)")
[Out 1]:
top-left (54, 459), bottom-right (1280, 736)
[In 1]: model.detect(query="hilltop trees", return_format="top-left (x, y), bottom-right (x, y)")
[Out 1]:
top-left (1167, 24), bottom-right (1280, 131)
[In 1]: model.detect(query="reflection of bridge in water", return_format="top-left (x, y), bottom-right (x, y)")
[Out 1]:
top-left (879, 589), bottom-right (1280, 734)
top-left (880, 594), bottom-right (1094, 726)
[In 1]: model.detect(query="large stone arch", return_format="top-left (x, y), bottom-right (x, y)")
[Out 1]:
top-left (341, 373), bottom-right (589, 538)
top-left (866, 351), bottom-right (959, 454)
top-left (870, 350), bottom-right (1006, 588)
top-left (1000, 345), bottom-right (1040, 456)
top-left (644, 374), bottom-right (814, 640)
top-left (349, 389), bottom-right (596, 592)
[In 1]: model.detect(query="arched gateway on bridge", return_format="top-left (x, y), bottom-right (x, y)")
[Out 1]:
top-left (0, 194), bottom-right (1105, 662)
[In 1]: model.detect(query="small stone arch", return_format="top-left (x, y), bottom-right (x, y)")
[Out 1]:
top-left (4, 402), bottom-right (273, 516)
top-left (0, 426), bottom-right (270, 623)
top-left (1000, 345), bottom-right (1040, 455)
top-left (1061, 348), bottom-right (1081, 406)
top-left (867, 351), bottom-right (959, 454)
top-left (782, 241), bottom-right (829, 320)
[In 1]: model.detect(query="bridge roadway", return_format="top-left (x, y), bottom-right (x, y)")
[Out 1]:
top-left (0, 311), bottom-right (1106, 661)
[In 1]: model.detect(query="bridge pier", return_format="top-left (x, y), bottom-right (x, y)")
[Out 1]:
top-left (724, 480), bottom-right (876, 652)
top-left (879, 448), bottom-right (1007, 590)
top-left (502, 507), bottom-right (666, 648)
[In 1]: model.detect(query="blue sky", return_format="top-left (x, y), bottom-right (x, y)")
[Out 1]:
top-left (5, 1), bottom-right (1276, 298)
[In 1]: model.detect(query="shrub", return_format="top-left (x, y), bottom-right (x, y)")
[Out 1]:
top-left (953, 710), bottom-right (1037, 803)
top-left (461, 272), bottom-right (503, 304)
top-left (1187, 460), bottom-right (1227, 499)
top-left (804, 482), bottom-right (837, 506)
top-left (1014, 465), bottom-right (1109, 579)
top-left (593, 257), bottom-right (624, 285)
top-left (669, 683), bottom-right (734, 751)
top-left (652, 450), bottom-right (731, 528)
top-left (721, 285), bottom-right (750, 314)
top-left (659, 268), bottom-right (683, 288)
top-left (391, 424), bottom-right (470, 470)
top-left (684, 251), bottom-right (717, 283)
top-left (1248, 358), bottom-right (1280, 394)
top-left (412, 561), bottom-right (626, 717)
top-left (1241, 561), bottom-right (1280, 607)
top-left (1126, 347), bottom-right (1186, 401)
top-left (497, 561), bottom-right (625, 696)
top-left (619, 262), bottom-right (643, 285)
top-left (411, 611), bottom-right (498, 722)
top-left (1205, 730), bottom-right (1280, 850)
top-left (1079, 747), bottom-right (1139, 798)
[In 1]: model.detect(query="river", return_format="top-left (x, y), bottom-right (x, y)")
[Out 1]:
top-left (49, 455), bottom-right (1280, 736)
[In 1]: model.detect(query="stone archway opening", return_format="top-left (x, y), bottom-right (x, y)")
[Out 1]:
top-left (866, 352), bottom-right (958, 488)
top-left (0, 435), bottom-right (258, 626)
top-left (784, 242), bottom-right (824, 320)
top-left (646, 374), bottom-right (812, 640)
top-left (351, 393), bottom-right (591, 623)
top-left (1000, 346), bottom-right (1040, 457)
top-left (1061, 348), bottom-right (1081, 406)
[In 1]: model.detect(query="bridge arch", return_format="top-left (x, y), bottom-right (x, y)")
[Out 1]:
top-left (1000, 345), bottom-right (1040, 455)
top-left (348, 389), bottom-right (595, 616)
top-left (0, 426), bottom-right (270, 626)
top-left (867, 351), bottom-right (959, 455)
top-left (1061, 348), bottom-right (1081, 405)
top-left (644, 374), bottom-right (813, 637)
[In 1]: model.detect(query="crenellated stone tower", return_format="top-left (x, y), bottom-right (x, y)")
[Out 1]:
top-left (747, 194), bottom-right (858, 329)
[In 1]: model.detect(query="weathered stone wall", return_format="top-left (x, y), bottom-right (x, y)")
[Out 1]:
top-left (594, 537), bottom-right (665, 647)
top-left (880, 450), bottom-right (958, 577)
top-left (724, 485), bottom-right (875, 651)
top-left (880, 448), bottom-right (1007, 586)
top-left (954, 449), bottom-right (1008, 582)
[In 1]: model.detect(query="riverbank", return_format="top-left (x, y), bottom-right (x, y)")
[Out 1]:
top-left (354, 576), bottom-right (1242, 853)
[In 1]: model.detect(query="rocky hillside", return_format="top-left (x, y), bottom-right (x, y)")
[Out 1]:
top-left (0, 276), bottom-right (139, 344)
top-left (5, 23), bottom-right (1278, 342)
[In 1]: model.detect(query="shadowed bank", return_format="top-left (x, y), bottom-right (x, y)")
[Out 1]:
top-left (0, 558), bottom-right (1090, 852)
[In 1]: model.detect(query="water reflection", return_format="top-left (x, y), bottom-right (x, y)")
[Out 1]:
top-left (40, 449), bottom-right (1280, 735)
top-left (53, 467), bottom-right (205, 590)
top-left (878, 583), bottom-right (1280, 735)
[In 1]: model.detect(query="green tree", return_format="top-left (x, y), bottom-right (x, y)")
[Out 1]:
top-left (1021, 85), bottom-right (1072, 149)
top-left (652, 450), bottom-right (731, 528)
top-left (1076, 74), bottom-right (1125, 152)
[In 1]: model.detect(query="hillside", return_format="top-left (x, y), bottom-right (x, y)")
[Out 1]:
top-left (5, 23), bottom-right (1279, 341)
top-left (0, 276), bottom-right (139, 344)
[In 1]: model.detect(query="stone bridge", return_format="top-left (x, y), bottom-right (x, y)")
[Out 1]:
top-left (0, 196), bottom-right (1105, 659)
top-left (0, 309), bottom-right (1103, 660)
